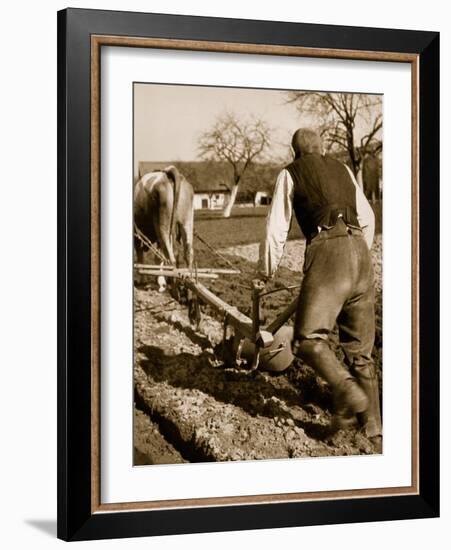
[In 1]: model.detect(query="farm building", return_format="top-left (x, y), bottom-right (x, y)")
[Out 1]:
top-left (254, 190), bottom-right (272, 206)
top-left (137, 161), bottom-right (231, 210)
top-left (191, 181), bottom-right (230, 210)
top-left (137, 160), bottom-right (282, 210)
top-left (138, 161), bottom-right (174, 179)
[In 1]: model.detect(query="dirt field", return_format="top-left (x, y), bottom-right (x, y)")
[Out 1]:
top-left (134, 226), bottom-right (382, 464)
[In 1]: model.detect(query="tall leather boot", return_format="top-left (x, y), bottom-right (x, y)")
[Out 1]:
top-left (293, 338), bottom-right (368, 427)
top-left (352, 363), bottom-right (382, 451)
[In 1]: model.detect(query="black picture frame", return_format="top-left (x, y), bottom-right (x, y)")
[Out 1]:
top-left (57, 7), bottom-right (439, 541)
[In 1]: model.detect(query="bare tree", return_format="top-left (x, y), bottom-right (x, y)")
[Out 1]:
top-left (287, 92), bottom-right (382, 182)
top-left (198, 112), bottom-right (271, 217)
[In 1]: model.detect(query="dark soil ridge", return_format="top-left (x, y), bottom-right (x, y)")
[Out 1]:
top-left (133, 406), bottom-right (187, 465)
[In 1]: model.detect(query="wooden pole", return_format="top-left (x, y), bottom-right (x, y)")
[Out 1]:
top-left (134, 264), bottom-right (239, 275)
top-left (136, 269), bottom-right (218, 280)
top-left (266, 297), bottom-right (298, 335)
top-left (251, 288), bottom-right (261, 343)
top-left (183, 279), bottom-right (254, 340)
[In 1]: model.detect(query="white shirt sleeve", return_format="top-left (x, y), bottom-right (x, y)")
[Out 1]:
top-left (257, 169), bottom-right (295, 279)
top-left (345, 165), bottom-right (375, 250)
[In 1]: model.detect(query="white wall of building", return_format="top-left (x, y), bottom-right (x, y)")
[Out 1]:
top-left (194, 192), bottom-right (229, 209)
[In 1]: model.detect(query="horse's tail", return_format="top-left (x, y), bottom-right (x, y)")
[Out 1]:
top-left (163, 165), bottom-right (182, 253)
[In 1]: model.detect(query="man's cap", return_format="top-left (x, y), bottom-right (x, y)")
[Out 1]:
top-left (291, 128), bottom-right (323, 158)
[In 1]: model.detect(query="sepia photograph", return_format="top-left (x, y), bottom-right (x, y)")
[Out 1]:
top-left (132, 82), bottom-right (383, 465)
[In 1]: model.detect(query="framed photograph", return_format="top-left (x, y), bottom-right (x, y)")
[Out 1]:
top-left (57, 8), bottom-right (439, 541)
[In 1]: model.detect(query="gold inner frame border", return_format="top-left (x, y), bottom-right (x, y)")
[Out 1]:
top-left (90, 34), bottom-right (419, 514)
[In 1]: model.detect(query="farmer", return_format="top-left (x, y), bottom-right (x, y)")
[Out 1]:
top-left (254, 128), bottom-right (382, 449)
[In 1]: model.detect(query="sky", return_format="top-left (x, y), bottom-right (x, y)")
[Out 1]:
top-left (134, 83), bottom-right (307, 175)
top-left (133, 83), bottom-right (382, 177)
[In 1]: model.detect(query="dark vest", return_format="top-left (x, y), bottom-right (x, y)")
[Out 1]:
top-left (285, 154), bottom-right (359, 238)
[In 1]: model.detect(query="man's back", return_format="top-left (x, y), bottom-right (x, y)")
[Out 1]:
top-left (285, 153), bottom-right (360, 238)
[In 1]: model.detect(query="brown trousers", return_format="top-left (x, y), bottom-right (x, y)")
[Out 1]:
top-left (294, 218), bottom-right (382, 437)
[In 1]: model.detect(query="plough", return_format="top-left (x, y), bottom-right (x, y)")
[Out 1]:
top-left (135, 262), bottom-right (299, 373)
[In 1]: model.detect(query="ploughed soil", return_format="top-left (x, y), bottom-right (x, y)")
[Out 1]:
top-left (133, 235), bottom-right (382, 465)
